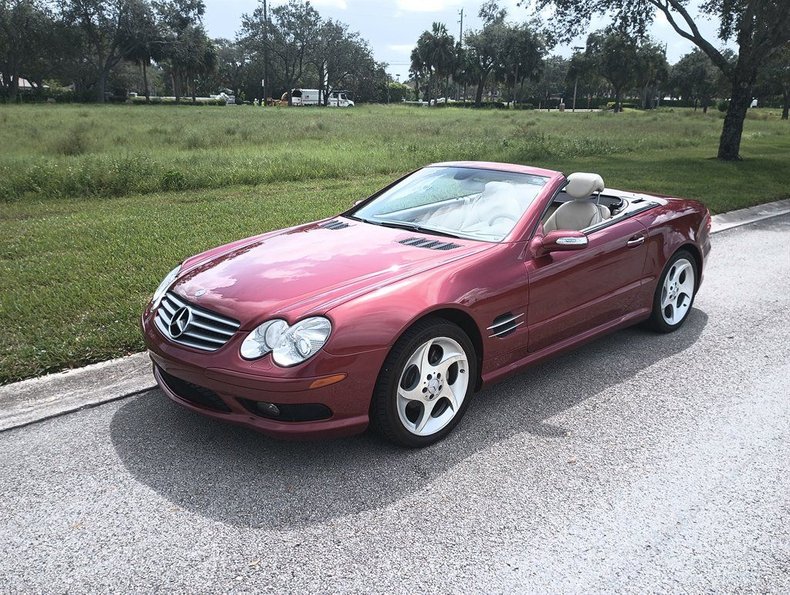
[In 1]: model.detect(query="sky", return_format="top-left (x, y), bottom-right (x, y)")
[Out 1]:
top-left (202, 0), bottom-right (728, 82)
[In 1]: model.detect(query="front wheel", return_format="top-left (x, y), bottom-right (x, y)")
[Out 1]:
top-left (370, 318), bottom-right (477, 447)
top-left (647, 250), bottom-right (698, 332)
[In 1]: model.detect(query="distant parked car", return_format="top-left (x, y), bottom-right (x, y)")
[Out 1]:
top-left (142, 162), bottom-right (711, 447)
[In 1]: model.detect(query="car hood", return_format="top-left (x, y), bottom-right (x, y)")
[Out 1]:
top-left (171, 218), bottom-right (490, 329)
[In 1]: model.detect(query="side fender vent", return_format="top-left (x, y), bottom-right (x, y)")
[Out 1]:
top-left (398, 237), bottom-right (461, 251)
top-left (321, 220), bottom-right (350, 230)
top-left (488, 312), bottom-right (524, 338)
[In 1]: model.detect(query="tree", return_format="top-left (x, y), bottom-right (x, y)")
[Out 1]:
top-left (670, 48), bottom-right (722, 112)
top-left (529, 0), bottom-right (790, 159)
top-left (465, 1), bottom-right (508, 106)
top-left (756, 43), bottom-right (789, 120)
top-left (118, 0), bottom-right (161, 101)
top-left (409, 44), bottom-right (426, 101)
top-left (429, 22), bottom-right (455, 102)
top-left (212, 38), bottom-right (246, 99)
top-left (310, 19), bottom-right (375, 105)
top-left (525, 55), bottom-right (568, 108)
top-left (0, 0), bottom-right (62, 101)
top-left (266, 0), bottom-right (320, 104)
top-left (635, 39), bottom-right (668, 109)
top-left (497, 23), bottom-right (544, 104)
top-left (566, 50), bottom-right (602, 109)
top-left (61, 0), bottom-right (148, 102)
top-left (585, 28), bottom-right (640, 112)
top-left (154, 0), bottom-right (206, 102)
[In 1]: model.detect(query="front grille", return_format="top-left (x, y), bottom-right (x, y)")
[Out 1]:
top-left (157, 367), bottom-right (232, 413)
top-left (399, 237), bottom-right (460, 251)
top-left (155, 291), bottom-right (240, 352)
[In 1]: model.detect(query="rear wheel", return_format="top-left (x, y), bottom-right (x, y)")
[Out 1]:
top-left (648, 250), bottom-right (697, 333)
top-left (370, 318), bottom-right (477, 448)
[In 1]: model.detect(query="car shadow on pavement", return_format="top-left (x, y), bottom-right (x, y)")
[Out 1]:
top-left (110, 309), bottom-right (707, 529)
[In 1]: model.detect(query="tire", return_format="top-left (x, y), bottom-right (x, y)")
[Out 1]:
top-left (370, 317), bottom-right (477, 448)
top-left (647, 249), bottom-right (698, 333)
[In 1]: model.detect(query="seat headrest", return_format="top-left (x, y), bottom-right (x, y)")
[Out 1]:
top-left (565, 172), bottom-right (604, 199)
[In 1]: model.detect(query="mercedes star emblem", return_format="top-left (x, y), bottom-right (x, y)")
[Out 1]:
top-left (169, 306), bottom-right (192, 339)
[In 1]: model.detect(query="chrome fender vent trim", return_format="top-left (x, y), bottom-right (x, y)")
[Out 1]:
top-left (488, 312), bottom-right (524, 338)
top-left (398, 237), bottom-right (461, 251)
top-left (320, 220), bottom-right (350, 230)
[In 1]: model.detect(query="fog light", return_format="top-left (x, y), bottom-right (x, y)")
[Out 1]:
top-left (256, 402), bottom-right (280, 417)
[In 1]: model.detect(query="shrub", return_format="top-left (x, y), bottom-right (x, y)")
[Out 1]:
top-left (717, 99), bottom-right (730, 112)
top-left (50, 123), bottom-right (91, 156)
top-left (160, 169), bottom-right (187, 191)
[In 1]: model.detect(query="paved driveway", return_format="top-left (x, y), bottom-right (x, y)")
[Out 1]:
top-left (2, 215), bottom-right (789, 593)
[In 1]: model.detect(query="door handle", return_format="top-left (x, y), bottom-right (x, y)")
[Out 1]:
top-left (626, 234), bottom-right (646, 247)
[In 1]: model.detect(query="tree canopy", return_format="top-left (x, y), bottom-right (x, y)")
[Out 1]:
top-left (526, 0), bottom-right (790, 158)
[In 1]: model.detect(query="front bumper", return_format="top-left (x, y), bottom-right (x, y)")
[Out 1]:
top-left (143, 312), bottom-right (388, 440)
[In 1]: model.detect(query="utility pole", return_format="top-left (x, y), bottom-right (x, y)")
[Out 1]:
top-left (458, 8), bottom-right (463, 46)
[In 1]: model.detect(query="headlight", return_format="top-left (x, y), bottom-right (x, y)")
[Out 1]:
top-left (240, 316), bottom-right (332, 366)
top-left (152, 265), bottom-right (181, 308)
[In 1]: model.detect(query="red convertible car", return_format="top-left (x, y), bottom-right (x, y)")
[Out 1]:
top-left (142, 162), bottom-right (711, 447)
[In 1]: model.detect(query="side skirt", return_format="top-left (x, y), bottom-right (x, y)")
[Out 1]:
top-left (480, 307), bottom-right (652, 387)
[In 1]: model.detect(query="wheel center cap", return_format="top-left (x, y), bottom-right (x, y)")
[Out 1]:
top-left (427, 377), bottom-right (440, 395)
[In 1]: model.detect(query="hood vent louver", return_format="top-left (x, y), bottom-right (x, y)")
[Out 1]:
top-left (320, 220), bottom-right (350, 230)
top-left (398, 237), bottom-right (461, 251)
top-left (488, 312), bottom-right (524, 338)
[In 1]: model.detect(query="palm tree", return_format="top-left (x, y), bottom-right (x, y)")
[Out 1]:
top-left (428, 22), bottom-right (455, 103)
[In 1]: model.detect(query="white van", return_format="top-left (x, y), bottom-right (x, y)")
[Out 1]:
top-left (327, 91), bottom-right (354, 107)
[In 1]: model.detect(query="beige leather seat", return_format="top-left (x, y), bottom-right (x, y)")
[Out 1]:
top-left (473, 181), bottom-right (522, 232)
top-left (543, 172), bottom-right (609, 233)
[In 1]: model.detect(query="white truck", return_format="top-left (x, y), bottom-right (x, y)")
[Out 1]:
top-left (289, 88), bottom-right (354, 107)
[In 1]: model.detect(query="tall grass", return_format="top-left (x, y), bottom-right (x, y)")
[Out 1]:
top-left (4, 104), bottom-right (783, 203)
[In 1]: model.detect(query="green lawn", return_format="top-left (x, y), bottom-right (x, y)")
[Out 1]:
top-left (1, 104), bottom-right (788, 383)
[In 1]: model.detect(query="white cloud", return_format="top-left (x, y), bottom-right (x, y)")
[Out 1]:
top-left (388, 44), bottom-right (414, 54)
top-left (395, 0), bottom-right (462, 13)
top-left (312, 0), bottom-right (348, 8)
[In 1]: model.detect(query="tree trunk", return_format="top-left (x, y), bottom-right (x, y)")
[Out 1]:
top-left (782, 91), bottom-right (788, 120)
top-left (475, 80), bottom-right (484, 106)
top-left (96, 70), bottom-right (107, 103)
top-left (717, 79), bottom-right (752, 160)
top-left (8, 74), bottom-right (18, 103)
top-left (614, 87), bottom-right (622, 112)
top-left (173, 72), bottom-right (181, 103)
top-left (142, 61), bottom-right (150, 102)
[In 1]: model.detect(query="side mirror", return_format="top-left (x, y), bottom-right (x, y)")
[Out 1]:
top-left (530, 230), bottom-right (588, 257)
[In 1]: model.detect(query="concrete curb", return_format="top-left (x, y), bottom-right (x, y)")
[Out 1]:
top-left (0, 353), bottom-right (154, 432)
top-left (2, 197), bottom-right (789, 432)
top-left (710, 198), bottom-right (790, 234)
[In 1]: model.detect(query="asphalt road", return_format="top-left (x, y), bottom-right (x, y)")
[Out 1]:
top-left (2, 215), bottom-right (789, 593)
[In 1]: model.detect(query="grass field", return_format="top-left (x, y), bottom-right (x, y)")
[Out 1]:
top-left (1, 104), bottom-right (788, 383)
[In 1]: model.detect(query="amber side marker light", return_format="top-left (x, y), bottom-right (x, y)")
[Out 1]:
top-left (309, 374), bottom-right (347, 389)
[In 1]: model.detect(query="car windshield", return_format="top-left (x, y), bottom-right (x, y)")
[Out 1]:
top-left (351, 166), bottom-right (548, 242)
